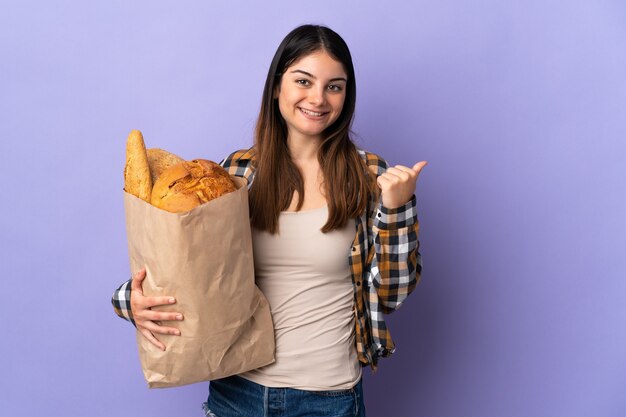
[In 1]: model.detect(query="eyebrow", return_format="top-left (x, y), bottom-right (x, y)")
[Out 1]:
top-left (290, 69), bottom-right (347, 82)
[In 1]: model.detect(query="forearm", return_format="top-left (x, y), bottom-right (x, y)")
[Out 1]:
top-left (111, 278), bottom-right (136, 326)
top-left (371, 195), bottom-right (422, 313)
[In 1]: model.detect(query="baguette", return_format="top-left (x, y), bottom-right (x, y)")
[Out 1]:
top-left (123, 130), bottom-right (152, 202)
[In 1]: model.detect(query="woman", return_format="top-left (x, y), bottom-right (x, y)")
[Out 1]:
top-left (112, 24), bottom-right (426, 417)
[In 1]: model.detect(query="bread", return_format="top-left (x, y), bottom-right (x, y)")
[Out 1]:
top-left (151, 159), bottom-right (237, 213)
top-left (124, 130), bottom-right (152, 202)
top-left (147, 148), bottom-right (185, 184)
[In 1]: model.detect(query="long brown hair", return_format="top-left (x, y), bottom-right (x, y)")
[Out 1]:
top-left (249, 24), bottom-right (376, 234)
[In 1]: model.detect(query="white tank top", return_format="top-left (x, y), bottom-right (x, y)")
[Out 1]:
top-left (238, 205), bottom-right (362, 390)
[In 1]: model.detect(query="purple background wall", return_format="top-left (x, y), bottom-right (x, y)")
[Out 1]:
top-left (1, 1), bottom-right (625, 416)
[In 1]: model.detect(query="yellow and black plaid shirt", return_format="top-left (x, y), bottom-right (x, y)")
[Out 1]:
top-left (112, 147), bottom-right (422, 370)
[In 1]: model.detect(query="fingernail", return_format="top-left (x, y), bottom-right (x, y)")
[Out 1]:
top-left (169, 298), bottom-right (175, 303)
top-left (176, 314), bottom-right (183, 320)
top-left (175, 330), bottom-right (181, 336)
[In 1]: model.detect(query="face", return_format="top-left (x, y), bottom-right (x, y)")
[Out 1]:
top-left (275, 50), bottom-right (348, 142)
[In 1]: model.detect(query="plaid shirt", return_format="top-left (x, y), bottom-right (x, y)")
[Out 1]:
top-left (112, 147), bottom-right (422, 370)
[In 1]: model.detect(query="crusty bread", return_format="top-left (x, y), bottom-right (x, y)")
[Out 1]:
top-left (151, 159), bottom-right (237, 213)
top-left (124, 130), bottom-right (152, 202)
top-left (147, 148), bottom-right (185, 185)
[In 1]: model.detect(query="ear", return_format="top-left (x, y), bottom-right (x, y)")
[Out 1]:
top-left (273, 85), bottom-right (280, 99)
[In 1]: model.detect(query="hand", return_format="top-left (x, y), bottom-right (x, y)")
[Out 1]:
top-left (377, 161), bottom-right (427, 209)
top-left (130, 267), bottom-right (183, 351)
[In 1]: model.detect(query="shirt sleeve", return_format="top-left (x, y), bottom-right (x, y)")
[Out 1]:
top-left (111, 278), bottom-right (136, 326)
top-left (365, 154), bottom-right (422, 314)
top-left (219, 148), bottom-right (256, 186)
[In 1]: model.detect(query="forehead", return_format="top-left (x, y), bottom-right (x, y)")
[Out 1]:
top-left (285, 50), bottom-right (347, 78)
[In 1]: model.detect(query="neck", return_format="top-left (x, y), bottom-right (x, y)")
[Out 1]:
top-left (286, 134), bottom-right (322, 163)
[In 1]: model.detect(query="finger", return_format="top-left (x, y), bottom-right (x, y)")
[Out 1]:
top-left (378, 171), bottom-right (403, 185)
top-left (144, 295), bottom-right (177, 309)
top-left (142, 309), bottom-right (184, 322)
top-left (385, 167), bottom-right (411, 180)
top-left (142, 320), bottom-right (181, 336)
top-left (412, 161), bottom-right (428, 175)
top-left (138, 328), bottom-right (166, 351)
top-left (393, 165), bottom-right (418, 177)
top-left (131, 267), bottom-right (146, 294)
top-left (376, 174), bottom-right (393, 189)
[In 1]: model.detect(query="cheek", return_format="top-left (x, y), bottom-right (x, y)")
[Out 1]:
top-left (276, 94), bottom-right (292, 119)
top-left (277, 89), bottom-right (299, 113)
top-left (331, 95), bottom-right (346, 117)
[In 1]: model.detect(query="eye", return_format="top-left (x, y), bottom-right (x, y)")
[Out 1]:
top-left (296, 79), bottom-right (311, 86)
top-left (328, 84), bottom-right (343, 92)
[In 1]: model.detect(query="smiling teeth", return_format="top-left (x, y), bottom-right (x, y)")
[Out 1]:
top-left (300, 108), bottom-right (324, 116)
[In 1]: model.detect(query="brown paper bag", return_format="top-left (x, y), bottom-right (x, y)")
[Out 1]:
top-left (124, 176), bottom-right (275, 388)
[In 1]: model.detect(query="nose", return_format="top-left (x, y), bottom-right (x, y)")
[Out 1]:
top-left (307, 85), bottom-right (326, 107)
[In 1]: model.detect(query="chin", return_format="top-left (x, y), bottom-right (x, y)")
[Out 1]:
top-left (302, 130), bottom-right (327, 138)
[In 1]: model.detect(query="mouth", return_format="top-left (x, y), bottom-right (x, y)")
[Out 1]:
top-left (299, 107), bottom-right (329, 119)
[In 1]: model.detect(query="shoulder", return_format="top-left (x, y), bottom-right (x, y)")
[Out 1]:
top-left (355, 146), bottom-right (389, 177)
top-left (219, 147), bottom-right (256, 168)
top-left (219, 147), bottom-right (256, 182)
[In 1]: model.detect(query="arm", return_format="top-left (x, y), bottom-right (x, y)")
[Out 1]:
top-left (110, 268), bottom-right (183, 351)
top-left (219, 148), bottom-right (256, 186)
top-left (365, 154), bottom-right (426, 313)
top-left (370, 195), bottom-right (422, 313)
top-left (111, 278), bottom-right (135, 325)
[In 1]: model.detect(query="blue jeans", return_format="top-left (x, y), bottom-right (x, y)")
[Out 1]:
top-left (202, 374), bottom-right (366, 417)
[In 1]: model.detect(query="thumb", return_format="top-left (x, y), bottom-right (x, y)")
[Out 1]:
top-left (412, 161), bottom-right (428, 175)
top-left (131, 267), bottom-right (146, 294)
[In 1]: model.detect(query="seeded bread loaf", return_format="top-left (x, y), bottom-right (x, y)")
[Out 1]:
top-left (147, 148), bottom-right (185, 184)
